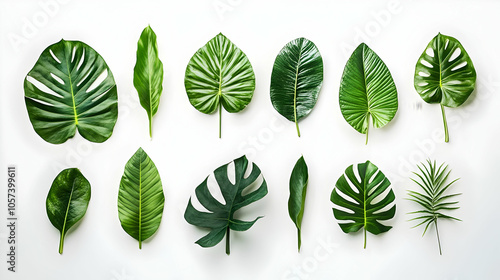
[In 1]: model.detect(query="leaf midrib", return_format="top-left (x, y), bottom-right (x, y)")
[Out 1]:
top-left (61, 179), bottom-right (76, 235)
top-left (65, 51), bottom-right (79, 125)
top-left (293, 42), bottom-right (304, 127)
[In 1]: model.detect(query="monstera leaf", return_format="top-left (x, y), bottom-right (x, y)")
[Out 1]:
top-left (270, 37), bottom-right (323, 137)
top-left (288, 155), bottom-right (309, 251)
top-left (184, 155), bottom-right (267, 255)
top-left (184, 33), bottom-right (255, 138)
top-left (339, 43), bottom-right (398, 144)
top-left (118, 148), bottom-right (165, 249)
top-left (414, 33), bottom-right (476, 142)
top-left (46, 168), bottom-right (91, 254)
top-left (331, 160), bottom-right (396, 248)
top-left (133, 25), bottom-right (164, 138)
top-left (24, 39), bottom-right (118, 144)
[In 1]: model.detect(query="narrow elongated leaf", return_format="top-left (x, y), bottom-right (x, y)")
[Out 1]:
top-left (118, 148), bottom-right (164, 249)
top-left (331, 160), bottom-right (395, 248)
top-left (414, 33), bottom-right (476, 142)
top-left (24, 39), bottom-right (118, 144)
top-left (339, 43), bottom-right (398, 144)
top-left (407, 159), bottom-right (461, 255)
top-left (184, 155), bottom-right (267, 255)
top-left (184, 33), bottom-right (255, 138)
top-left (134, 26), bottom-right (164, 138)
top-left (46, 168), bottom-right (91, 254)
top-left (270, 38), bottom-right (323, 137)
top-left (288, 156), bottom-right (308, 252)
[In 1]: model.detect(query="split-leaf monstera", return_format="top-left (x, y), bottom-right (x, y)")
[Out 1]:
top-left (184, 155), bottom-right (267, 255)
top-left (270, 38), bottom-right (323, 137)
top-left (339, 43), bottom-right (398, 144)
top-left (414, 33), bottom-right (476, 143)
top-left (331, 161), bottom-right (396, 248)
top-left (185, 33), bottom-right (255, 138)
top-left (24, 39), bottom-right (118, 144)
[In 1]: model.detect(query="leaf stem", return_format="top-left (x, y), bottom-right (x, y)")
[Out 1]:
top-left (296, 120), bottom-right (301, 137)
top-left (225, 226), bottom-right (230, 255)
top-left (149, 117), bottom-right (152, 139)
top-left (365, 113), bottom-right (370, 145)
top-left (219, 102), bottom-right (222, 139)
top-left (435, 219), bottom-right (442, 255)
top-left (297, 228), bottom-right (302, 252)
top-left (440, 104), bottom-right (449, 143)
top-left (59, 232), bottom-right (64, 254)
top-left (363, 228), bottom-right (367, 249)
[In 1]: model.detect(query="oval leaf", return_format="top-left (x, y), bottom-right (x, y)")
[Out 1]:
top-left (184, 155), bottom-right (267, 255)
top-left (330, 160), bottom-right (395, 248)
top-left (414, 33), bottom-right (476, 142)
top-left (134, 25), bottom-right (164, 138)
top-left (46, 168), bottom-right (91, 254)
top-left (339, 43), bottom-right (398, 144)
top-left (184, 33), bottom-right (255, 138)
top-left (288, 155), bottom-right (308, 252)
top-left (118, 147), bottom-right (165, 249)
top-left (270, 37), bottom-right (323, 137)
top-left (24, 39), bottom-right (118, 144)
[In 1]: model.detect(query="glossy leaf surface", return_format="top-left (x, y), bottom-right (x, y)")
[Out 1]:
top-left (288, 156), bottom-right (308, 251)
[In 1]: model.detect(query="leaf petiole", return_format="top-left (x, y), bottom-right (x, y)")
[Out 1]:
top-left (225, 226), bottom-right (230, 255)
top-left (440, 104), bottom-right (449, 143)
top-left (59, 232), bottom-right (65, 254)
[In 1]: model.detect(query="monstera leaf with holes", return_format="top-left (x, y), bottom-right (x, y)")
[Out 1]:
top-left (184, 33), bottom-right (255, 138)
top-left (414, 33), bottom-right (476, 143)
top-left (118, 148), bottom-right (165, 249)
top-left (184, 155), bottom-right (267, 255)
top-left (339, 43), bottom-right (398, 144)
top-left (330, 160), bottom-right (396, 248)
top-left (24, 39), bottom-right (118, 144)
top-left (270, 37), bottom-right (323, 137)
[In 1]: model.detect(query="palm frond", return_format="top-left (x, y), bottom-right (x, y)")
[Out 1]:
top-left (406, 159), bottom-right (461, 255)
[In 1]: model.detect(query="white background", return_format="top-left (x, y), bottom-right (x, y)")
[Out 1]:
top-left (1, 0), bottom-right (499, 279)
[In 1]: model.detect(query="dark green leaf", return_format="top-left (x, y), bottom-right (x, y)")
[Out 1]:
top-left (184, 155), bottom-right (267, 255)
top-left (24, 39), bottom-right (118, 144)
top-left (339, 43), bottom-right (398, 144)
top-left (330, 160), bottom-right (395, 248)
top-left (270, 38), bottom-right (323, 137)
top-left (414, 33), bottom-right (476, 142)
top-left (46, 168), bottom-right (91, 254)
top-left (134, 25), bottom-right (164, 138)
top-left (184, 33), bottom-right (255, 138)
top-left (288, 155), bottom-right (308, 252)
top-left (406, 159), bottom-right (461, 255)
top-left (118, 148), bottom-right (165, 249)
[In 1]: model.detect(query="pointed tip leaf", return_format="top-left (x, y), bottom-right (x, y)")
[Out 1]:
top-left (288, 155), bottom-right (309, 250)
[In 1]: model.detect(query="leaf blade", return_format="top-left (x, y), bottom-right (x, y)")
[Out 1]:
top-left (288, 156), bottom-right (309, 251)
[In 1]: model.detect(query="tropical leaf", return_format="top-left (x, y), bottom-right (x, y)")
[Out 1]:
top-left (339, 43), bottom-right (398, 144)
top-left (46, 168), bottom-right (91, 254)
top-left (270, 37), bottom-right (323, 137)
top-left (24, 39), bottom-right (118, 144)
top-left (184, 33), bottom-right (255, 138)
top-left (330, 160), bottom-right (395, 248)
top-left (288, 155), bottom-right (309, 252)
top-left (407, 159), bottom-right (461, 255)
top-left (184, 155), bottom-right (267, 255)
top-left (414, 33), bottom-right (476, 143)
top-left (133, 25), bottom-right (164, 138)
top-left (118, 148), bottom-right (165, 249)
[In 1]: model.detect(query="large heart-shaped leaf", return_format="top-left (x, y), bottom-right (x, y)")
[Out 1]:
top-left (46, 168), bottom-right (91, 254)
top-left (414, 33), bottom-right (476, 143)
top-left (270, 37), bottom-right (323, 137)
top-left (134, 25), bottom-right (164, 138)
top-left (184, 155), bottom-right (267, 255)
top-left (184, 33), bottom-right (255, 138)
top-left (118, 148), bottom-right (164, 249)
top-left (339, 43), bottom-right (398, 144)
top-left (288, 155), bottom-right (309, 252)
top-left (24, 39), bottom-right (118, 144)
top-left (330, 160), bottom-right (395, 248)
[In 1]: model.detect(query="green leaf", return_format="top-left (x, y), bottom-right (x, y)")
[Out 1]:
top-left (24, 39), bottom-right (118, 144)
top-left (184, 33), bottom-right (255, 138)
top-left (414, 33), bottom-right (476, 143)
top-left (134, 25), bottom-right (164, 138)
top-left (339, 43), bottom-right (398, 144)
top-left (330, 160), bottom-right (396, 248)
top-left (184, 155), bottom-right (267, 255)
top-left (288, 155), bottom-right (308, 252)
top-left (118, 147), bottom-right (165, 249)
top-left (406, 159), bottom-right (461, 255)
top-left (46, 168), bottom-right (91, 254)
top-left (270, 38), bottom-right (323, 137)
